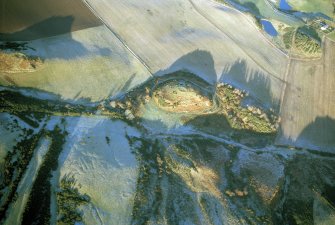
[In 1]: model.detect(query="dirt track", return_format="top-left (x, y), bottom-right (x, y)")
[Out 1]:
top-left (276, 38), bottom-right (335, 152)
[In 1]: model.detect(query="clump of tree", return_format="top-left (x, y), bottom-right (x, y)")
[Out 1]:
top-left (0, 90), bottom-right (89, 116)
top-left (215, 83), bottom-right (278, 133)
top-left (282, 27), bottom-right (295, 49)
top-left (57, 174), bottom-right (90, 225)
top-left (0, 90), bottom-right (124, 120)
top-left (0, 129), bottom-right (43, 222)
top-left (282, 25), bottom-right (322, 55)
top-left (21, 126), bottom-right (67, 225)
top-left (294, 26), bottom-right (321, 54)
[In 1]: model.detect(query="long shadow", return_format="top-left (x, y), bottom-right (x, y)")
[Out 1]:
top-left (153, 50), bottom-right (280, 111)
top-left (2, 46), bottom-right (335, 224)
top-left (220, 58), bottom-right (279, 111)
top-left (0, 16), bottom-right (112, 60)
top-left (154, 49), bottom-right (218, 85)
top-left (133, 50), bottom-right (280, 147)
top-left (283, 116), bottom-right (335, 152)
top-left (0, 0), bottom-right (101, 37)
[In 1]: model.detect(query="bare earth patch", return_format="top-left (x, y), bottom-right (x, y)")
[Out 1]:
top-left (153, 80), bottom-right (213, 113)
top-left (0, 52), bottom-right (43, 73)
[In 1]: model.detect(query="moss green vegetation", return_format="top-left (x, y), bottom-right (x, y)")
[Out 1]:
top-left (328, 31), bottom-right (335, 41)
top-left (294, 27), bottom-right (321, 54)
top-left (281, 26), bottom-right (322, 54)
top-left (282, 27), bottom-right (295, 49)
top-left (57, 174), bottom-right (90, 225)
top-left (0, 90), bottom-right (124, 119)
top-left (298, 25), bottom-right (321, 42)
top-left (0, 90), bottom-right (89, 116)
top-left (130, 139), bottom-right (165, 224)
top-left (287, 0), bottom-right (335, 19)
top-left (0, 129), bottom-right (43, 222)
top-left (21, 126), bottom-right (67, 225)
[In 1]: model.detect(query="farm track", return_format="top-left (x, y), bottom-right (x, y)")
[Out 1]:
top-left (189, 0), bottom-right (287, 83)
top-left (82, 0), bottom-right (153, 76)
top-left (276, 37), bottom-right (335, 151)
top-left (155, 130), bottom-right (335, 159)
top-left (209, 0), bottom-right (289, 57)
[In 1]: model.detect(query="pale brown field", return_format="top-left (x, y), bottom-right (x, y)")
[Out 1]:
top-left (276, 38), bottom-right (335, 151)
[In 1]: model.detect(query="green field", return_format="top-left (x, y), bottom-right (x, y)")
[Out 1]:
top-left (328, 31), bottom-right (335, 40)
top-left (288, 0), bottom-right (335, 19)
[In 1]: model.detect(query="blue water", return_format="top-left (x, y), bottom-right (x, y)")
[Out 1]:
top-left (261, 20), bottom-right (278, 36)
top-left (279, 0), bottom-right (292, 11)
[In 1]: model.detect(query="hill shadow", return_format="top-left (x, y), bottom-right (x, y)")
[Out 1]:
top-left (153, 49), bottom-right (217, 85)
top-left (0, 16), bottom-right (75, 41)
top-left (0, 0), bottom-right (101, 34)
top-left (0, 16), bottom-right (112, 60)
top-left (129, 50), bottom-right (281, 146)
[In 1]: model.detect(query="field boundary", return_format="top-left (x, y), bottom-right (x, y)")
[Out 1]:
top-left (207, 0), bottom-right (290, 57)
top-left (81, 0), bottom-right (153, 77)
top-left (190, 0), bottom-right (287, 83)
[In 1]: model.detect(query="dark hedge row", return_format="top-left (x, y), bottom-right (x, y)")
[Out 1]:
top-left (21, 126), bottom-right (67, 225)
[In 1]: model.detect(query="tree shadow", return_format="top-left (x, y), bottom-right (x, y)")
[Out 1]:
top-left (154, 50), bottom-right (281, 111)
top-left (125, 50), bottom-right (280, 147)
top-left (3, 45), bottom-right (335, 224)
top-left (220, 58), bottom-right (280, 111)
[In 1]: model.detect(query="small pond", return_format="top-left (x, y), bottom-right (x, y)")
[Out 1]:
top-left (279, 0), bottom-right (292, 11)
top-left (261, 20), bottom-right (278, 36)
